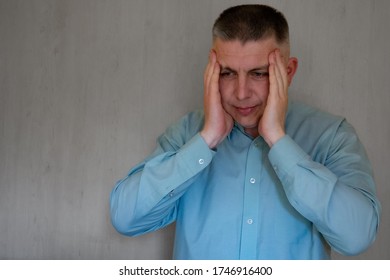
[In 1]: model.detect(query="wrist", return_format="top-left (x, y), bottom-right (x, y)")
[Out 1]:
top-left (264, 130), bottom-right (285, 147)
top-left (200, 130), bottom-right (220, 149)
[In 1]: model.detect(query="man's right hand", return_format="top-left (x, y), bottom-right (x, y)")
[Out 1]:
top-left (200, 50), bottom-right (234, 149)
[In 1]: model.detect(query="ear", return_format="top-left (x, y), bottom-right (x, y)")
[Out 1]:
top-left (286, 57), bottom-right (298, 86)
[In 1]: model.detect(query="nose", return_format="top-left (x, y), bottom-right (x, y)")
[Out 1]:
top-left (235, 75), bottom-right (250, 100)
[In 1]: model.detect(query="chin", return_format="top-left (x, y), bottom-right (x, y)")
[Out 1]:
top-left (234, 116), bottom-right (261, 136)
top-left (235, 115), bottom-right (260, 127)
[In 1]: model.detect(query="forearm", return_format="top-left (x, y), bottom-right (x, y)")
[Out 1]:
top-left (110, 133), bottom-right (214, 236)
top-left (110, 155), bottom-right (178, 237)
top-left (269, 135), bottom-right (381, 255)
top-left (318, 179), bottom-right (379, 255)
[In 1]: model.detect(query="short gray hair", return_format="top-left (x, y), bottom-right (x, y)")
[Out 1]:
top-left (212, 4), bottom-right (289, 44)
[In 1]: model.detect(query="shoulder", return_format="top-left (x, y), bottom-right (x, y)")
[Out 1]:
top-left (286, 101), bottom-right (345, 135)
top-left (286, 101), bottom-right (351, 159)
top-left (158, 110), bottom-right (205, 150)
top-left (288, 101), bottom-right (344, 123)
top-left (166, 110), bottom-right (205, 136)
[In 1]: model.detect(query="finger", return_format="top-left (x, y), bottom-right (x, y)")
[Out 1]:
top-left (274, 50), bottom-right (288, 93)
top-left (204, 51), bottom-right (212, 86)
top-left (268, 52), bottom-right (279, 97)
top-left (269, 50), bottom-right (286, 101)
top-left (273, 57), bottom-right (285, 98)
top-left (209, 58), bottom-right (220, 98)
top-left (204, 50), bottom-right (217, 91)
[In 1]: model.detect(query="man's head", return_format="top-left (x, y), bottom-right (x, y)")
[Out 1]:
top-left (212, 4), bottom-right (289, 46)
top-left (211, 4), bottom-right (297, 137)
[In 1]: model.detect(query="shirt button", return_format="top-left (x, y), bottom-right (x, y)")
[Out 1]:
top-left (250, 178), bottom-right (256, 184)
top-left (169, 191), bottom-right (174, 197)
top-left (247, 219), bottom-right (253, 225)
top-left (198, 158), bottom-right (204, 165)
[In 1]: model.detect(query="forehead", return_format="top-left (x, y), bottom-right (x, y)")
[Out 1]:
top-left (213, 38), bottom-right (284, 69)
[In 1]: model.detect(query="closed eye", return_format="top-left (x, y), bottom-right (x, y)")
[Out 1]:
top-left (250, 71), bottom-right (269, 80)
top-left (220, 70), bottom-right (237, 79)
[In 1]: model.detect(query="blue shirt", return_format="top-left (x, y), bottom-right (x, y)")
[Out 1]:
top-left (110, 101), bottom-right (381, 259)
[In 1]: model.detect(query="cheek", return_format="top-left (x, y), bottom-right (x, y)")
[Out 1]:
top-left (219, 79), bottom-right (234, 102)
top-left (249, 80), bottom-right (270, 99)
top-left (261, 82), bottom-right (270, 97)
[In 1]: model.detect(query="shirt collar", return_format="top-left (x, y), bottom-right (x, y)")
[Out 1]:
top-left (228, 122), bottom-right (257, 141)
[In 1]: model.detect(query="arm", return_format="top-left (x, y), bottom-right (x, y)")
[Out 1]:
top-left (262, 50), bottom-right (380, 255)
top-left (110, 51), bottom-right (230, 236)
top-left (110, 117), bottom-right (214, 237)
top-left (268, 124), bottom-right (381, 255)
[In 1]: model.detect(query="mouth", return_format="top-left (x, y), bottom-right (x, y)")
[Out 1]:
top-left (235, 106), bottom-right (256, 116)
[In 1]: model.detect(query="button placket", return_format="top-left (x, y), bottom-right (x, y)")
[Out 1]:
top-left (240, 142), bottom-right (262, 259)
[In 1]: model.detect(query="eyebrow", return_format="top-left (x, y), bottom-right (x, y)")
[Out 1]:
top-left (220, 64), bottom-right (269, 73)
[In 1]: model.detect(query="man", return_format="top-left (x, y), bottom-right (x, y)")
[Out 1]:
top-left (110, 4), bottom-right (381, 259)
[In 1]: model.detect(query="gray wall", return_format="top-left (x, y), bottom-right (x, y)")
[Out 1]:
top-left (0, 0), bottom-right (389, 259)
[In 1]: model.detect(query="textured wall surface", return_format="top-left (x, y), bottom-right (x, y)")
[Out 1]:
top-left (0, 0), bottom-right (389, 259)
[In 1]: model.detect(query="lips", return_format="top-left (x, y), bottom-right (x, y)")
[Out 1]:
top-left (235, 106), bottom-right (256, 116)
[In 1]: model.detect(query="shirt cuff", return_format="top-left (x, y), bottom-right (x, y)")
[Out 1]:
top-left (150, 133), bottom-right (215, 202)
top-left (176, 132), bottom-right (216, 176)
top-left (268, 135), bottom-right (310, 179)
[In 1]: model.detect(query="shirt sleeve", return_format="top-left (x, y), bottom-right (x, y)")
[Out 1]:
top-left (110, 132), bottom-right (214, 237)
top-left (268, 121), bottom-right (381, 256)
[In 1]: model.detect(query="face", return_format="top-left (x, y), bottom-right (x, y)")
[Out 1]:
top-left (213, 37), bottom-right (291, 137)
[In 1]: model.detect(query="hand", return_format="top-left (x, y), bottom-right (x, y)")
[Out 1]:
top-left (200, 50), bottom-right (234, 149)
top-left (258, 50), bottom-right (288, 147)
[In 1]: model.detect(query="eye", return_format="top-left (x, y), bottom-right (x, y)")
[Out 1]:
top-left (220, 70), bottom-right (236, 79)
top-left (250, 71), bottom-right (269, 80)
